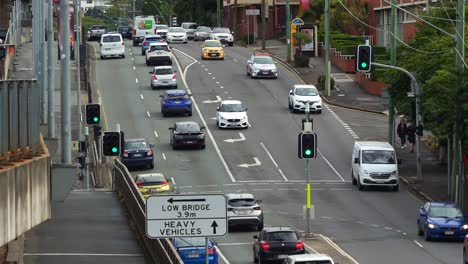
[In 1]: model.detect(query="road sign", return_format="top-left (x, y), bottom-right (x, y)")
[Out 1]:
top-left (246, 9), bottom-right (260, 15)
top-left (146, 194), bottom-right (228, 238)
top-left (291, 17), bottom-right (304, 26)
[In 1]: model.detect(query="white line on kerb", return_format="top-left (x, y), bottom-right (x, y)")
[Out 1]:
top-left (162, 153), bottom-right (166, 160)
top-left (154, 130), bottom-right (158, 138)
top-left (133, 66), bottom-right (136, 70)
top-left (136, 78), bottom-right (139, 84)
top-left (23, 253), bottom-right (144, 256)
top-left (214, 246), bottom-right (231, 264)
top-left (260, 142), bottom-right (288, 181)
top-left (146, 111), bottom-right (151, 118)
top-left (218, 242), bottom-right (252, 246)
top-left (304, 244), bottom-right (318, 254)
top-left (140, 93), bottom-right (144, 100)
top-left (413, 240), bottom-right (424, 248)
top-left (318, 149), bottom-right (345, 182)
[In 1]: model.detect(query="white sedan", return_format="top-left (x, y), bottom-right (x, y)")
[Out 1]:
top-left (216, 100), bottom-right (249, 129)
top-left (288, 84), bottom-right (322, 114)
top-left (166, 27), bottom-right (188, 44)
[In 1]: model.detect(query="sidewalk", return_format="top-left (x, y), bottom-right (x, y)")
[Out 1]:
top-left (8, 42), bottom-right (147, 264)
top-left (247, 39), bottom-right (462, 208)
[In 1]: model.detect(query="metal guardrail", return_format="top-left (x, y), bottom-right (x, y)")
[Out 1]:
top-left (113, 159), bottom-right (184, 264)
top-left (0, 80), bottom-right (41, 163)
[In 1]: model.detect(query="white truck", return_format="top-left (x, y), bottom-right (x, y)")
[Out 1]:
top-left (132, 16), bottom-right (156, 46)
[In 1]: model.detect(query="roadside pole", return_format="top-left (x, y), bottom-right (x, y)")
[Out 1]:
top-left (324, 0), bottom-right (331, 96)
top-left (261, 0), bottom-right (266, 50)
top-left (205, 237), bottom-right (209, 264)
top-left (216, 0), bottom-right (221, 27)
top-left (286, 0), bottom-right (291, 62)
top-left (388, 0), bottom-right (396, 146)
top-left (60, 0), bottom-right (72, 164)
top-left (85, 126), bottom-right (89, 190)
top-left (75, 0), bottom-right (82, 142)
top-left (47, 0), bottom-right (55, 138)
top-left (40, 1), bottom-right (47, 124)
top-left (305, 103), bottom-right (311, 236)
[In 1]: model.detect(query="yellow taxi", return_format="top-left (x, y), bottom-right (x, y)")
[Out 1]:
top-left (135, 173), bottom-right (171, 198)
top-left (201, 39), bottom-right (225, 60)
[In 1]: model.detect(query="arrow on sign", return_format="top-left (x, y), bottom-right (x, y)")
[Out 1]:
top-left (202, 96), bottom-right (222, 104)
top-left (168, 198), bottom-right (206, 204)
top-left (238, 157), bottom-right (261, 168)
top-left (223, 132), bottom-right (246, 143)
top-left (211, 221), bottom-right (218, 234)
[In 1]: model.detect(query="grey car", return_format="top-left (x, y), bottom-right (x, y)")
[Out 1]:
top-left (181, 22), bottom-right (198, 39)
top-left (194, 26), bottom-right (212, 41)
top-left (149, 66), bottom-right (177, 89)
top-left (227, 193), bottom-right (264, 230)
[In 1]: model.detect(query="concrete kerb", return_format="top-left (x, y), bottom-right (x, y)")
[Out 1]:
top-left (399, 176), bottom-right (434, 202)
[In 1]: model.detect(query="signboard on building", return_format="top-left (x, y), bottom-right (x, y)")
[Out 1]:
top-left (246, 9), bottom-right (260, 16)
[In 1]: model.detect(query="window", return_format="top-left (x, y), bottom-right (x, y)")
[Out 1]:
top-left (362, 150), bottom-right (396, 164)
top-left (176, 123), bottom-right (201, 133)
top-left (429, 206), bottom-right (463, 218)
top-left (213, 28), bottom-right (230, 33)
top-left (136, 175), bottom-right (165, 184)
top-left (102, 35), bottom-right (121, 42)
top-left (197, 27), bottom-right (211, 32)
top-left (149, 45), bottom-right (168, 52)
top-left (253, 57), bottom-right (274, 64)
top-left (156, 25), bottom-right (168, 30)
top-left (220, 103), bottom-right (244, 112)
top-left (295, 87), bottom-right (318, 96)
top-left (205, 41), bottom-right (222, 47)
top-left (265, 231), bottom-right (298, 241)
top-left (155, 68), bottom-right (173, 75)
top-left (169, 28), bottom-right (185, 32)
top-left (126, 141), bottom-right (148, 150)
top-left (228, 198), bottom-right (256, 207)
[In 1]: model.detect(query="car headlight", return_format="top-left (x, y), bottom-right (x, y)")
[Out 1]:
top-left (462, 224), bottom-right (468, 230)
top-left (363, 170), bottom-right (369, 175)
top-left (175, 135), bottom-right (184, 139)
top-left (220, 116), bottom-right (226, 120)
top-left (428, 223), bottom-right (437, 229)
top-left (271, 68), bottom-right (277, 72)
top-left (391, 171), bottom-right (397, 176)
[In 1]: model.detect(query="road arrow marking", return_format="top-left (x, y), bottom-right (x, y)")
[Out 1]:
top-left (211, 221), bottom-right (218, 234)
top-left (224, 133), bottom-right (246, 143)
top-left (202, 96), bottom-right (222, 104)
top-left (167, 198), bottom-right (206, 204)
top-left (238, 157), bottom-right (261, 168)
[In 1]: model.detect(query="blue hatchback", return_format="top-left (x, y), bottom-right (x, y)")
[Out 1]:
top-left (160, 90), bottom-right (192, 117)
top-left (173, 237), bottom-right (218, 264)
top-left (417, 202), bottom-right (468, 241)
top-left (141, 34), bottom-right (164, 55)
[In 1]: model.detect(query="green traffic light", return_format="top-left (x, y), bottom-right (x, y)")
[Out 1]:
top-left (305, 149), bottom-right (312, 156)
top-left (361, 62), bottom-right (367, 68)
top-left (93, 117), bottom-right (99, 122)
top-left (112, 147), bottom-right (118, 153)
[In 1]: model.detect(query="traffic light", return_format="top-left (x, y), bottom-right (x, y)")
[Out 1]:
top-left (102, 131), bottom-right (121, 156)
top-left (356, 45), bottom-right (372, 72)
top-left (298, 132), bottom-right (317, 159)
top-left (85, 104), bottom-right (101, 125)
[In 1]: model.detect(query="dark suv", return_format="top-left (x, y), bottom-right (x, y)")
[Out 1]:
top-left (253, 227), bottom-right (305, 263)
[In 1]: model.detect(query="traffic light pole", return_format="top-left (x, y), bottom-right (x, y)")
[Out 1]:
top-left (305, 102), bottom-right (311, 237)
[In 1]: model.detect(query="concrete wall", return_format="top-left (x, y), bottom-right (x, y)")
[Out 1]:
top-left (0, 141), bottom-right (51, 247)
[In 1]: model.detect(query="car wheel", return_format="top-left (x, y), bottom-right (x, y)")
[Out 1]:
top-left (229, 42), bottom-right (233, 47)
top-left (150, 162), bottom-right (154, 169)
top-left (424, 227), bottom-right (431, 241)
top-left (132, 42), bottom-right (137, 47)
top-left (201, 144), bottom-right (206, 149)
top-left (417, 220), bottom-right (423, 236)
top-left (392, 184), bottom-right (399, 192)
top-left (187, 111), bottom-right (192, 116)
top-left (141, 50), bottom-right (145, 56)
top-left (317, 110), bottom-right (322, 114)
top-left (121, 54), bottom-right (125, 59)
top-left (246, 71), bottom-right (250, 76)
top-left (174, 85), bottom-right (178, 89)
top-left (351, 170), bottom-right (357, 185)
top-left (100, 55), bottom-right (104, 60)
top-left (358, 176), bottom-right (364, 191)
top-left (172, 145), bottom-right (177, 150)
top-left (257, 222), bottom-right (264, 231)
top-left (151, 84), bottom-right (154, 90)
top-left (184, 41), bottom-right (187, 44)
top-left (162, 111), bottom-right (167, 117)
top-left (288, 100), bottom-right (292, 109)
top-left (146, 60), bottom-right (149, 66)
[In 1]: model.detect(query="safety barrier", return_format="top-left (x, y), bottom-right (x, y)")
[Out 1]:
top-left (113, 159), bottom-right (183, 264)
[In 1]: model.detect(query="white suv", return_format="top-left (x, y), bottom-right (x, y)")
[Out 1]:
top-left (288, 84), bottom-right (322, 114)
top-left (100, 33), bottom-right (124, 59)
top-left (210, 27), bottom-right (234, 46)
top-left (216, 100), bottom-right (249, 129)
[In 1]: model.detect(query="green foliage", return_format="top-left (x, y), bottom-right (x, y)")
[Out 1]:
top-left (82, 16), bottom-right (115, 32)
top-left (293, 32), bottom-right (312, 48)
top-left (174, 0), bottom-right (218, 26)
top-left (294, 53), bottom-right (310, 68)
top-left (316, 75), bottom-right (335, 91)
top-left (317, 0), bottom-right (368, 34)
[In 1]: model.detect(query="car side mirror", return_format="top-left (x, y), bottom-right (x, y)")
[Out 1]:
top-left (253, 235), bottom-right (258, 239)
top-left (289, 90), bottom-right (293, 95)
top-left (159, 95), bottom-right (163, 98)
top-left (168, 127), bottom-right (174, 130)
top-left (223, 45), bottom-right (226, 48)
top-left (275, 62), bottom-right (278, 64)
top-left (216, 107), bottom-right (220, 111)
top-left (231, 31), bottom-right (234, 34)
top-left (397, 159), bottom-right (402, 165)
top-left (257, 200), bottom-right (262, 204)
top-left (149, 71), bottom-right (153, 74)
top-left (200, 126), bottom-right (206, 129)
top-left (244, 107), bottom-right (248, 111)
top-left (149, 143), bottom-right (155, 148)
top-left (420, 211), bottom-right (427, 217)
top-left (354, 157), bottom-right (359, 164)
top-left (464, 213), bottom-right (468, 217)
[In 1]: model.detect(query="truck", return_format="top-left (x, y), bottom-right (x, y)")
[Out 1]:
top-left (88, 25), bottom-right (106, 41)
top-left (133, 16), bottom-right (157, 46)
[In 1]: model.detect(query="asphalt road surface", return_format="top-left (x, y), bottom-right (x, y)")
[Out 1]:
top-left (91, 40), bottom-right (461, 264)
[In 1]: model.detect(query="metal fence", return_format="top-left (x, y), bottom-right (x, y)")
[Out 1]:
top-left (0, 80), bottom-right (41, 162)
top-left (113, 159), bottom-right (183, 264)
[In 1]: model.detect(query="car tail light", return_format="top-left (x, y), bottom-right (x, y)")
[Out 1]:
top-left (147, 149), bottom-right (153, 156)
top-left (227, 208), bottom-right (233, 211)
top-left (296, 240), bottom-right (304, 249)
top-left (152, 75), bottom-right (158, 80)
top-left (172, 74), bottom-right (176, 80)
top-left (253, 206), bottom-right (261, 210)
top-left (133, 29), bottom-right (136, 36)
top-left (208, 247), bottom-right (214, 255)
top-left (123, 150), bottom-right (128, 157)
top-left (161, 180), bottom-right (168, 186)
top-left (154, 29), bottom-right (157, 34)
top-left (136, 182), bottom-right (143, 188)
top-left (260, 241), bottom-right (270, 250)
top-left (143, 41), bottom-right (147, 46)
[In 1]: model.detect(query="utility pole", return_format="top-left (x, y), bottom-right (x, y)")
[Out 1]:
top-left (388, 0), bottom-right (397, 147)
top-left (47, 0), bottom-right (55, 138)
top-left (286, 0), bottom-right (291, 62)
top-left (217, 0), bottom-right (221, 27)
top-left (60, 0), bottom-right (72, 164)
top-left (40, 1), bottom-right (47, 125)
top-left (75, 0), bottom-right (82, 142)
top-left (324, 0), bottom-right (331, 96)
top-left (233, 0), bottom-right (237, 37)
top-left (133, 0), bottom-right (136, 22)
top-left (261, 0), bottom-right (266, 50)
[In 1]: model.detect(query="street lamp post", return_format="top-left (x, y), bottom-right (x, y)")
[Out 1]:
top-left (145, 1), bottom-right (168, 25)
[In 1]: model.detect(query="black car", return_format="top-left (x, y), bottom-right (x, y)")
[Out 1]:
top-left (169, 121), bottom-right (206, 150)
top-left (117, 26), bottom-right (132, 39)
top-left (253, 227), bottom-right (305, 263)
top-left (122, 138), bottom-right (154, 169)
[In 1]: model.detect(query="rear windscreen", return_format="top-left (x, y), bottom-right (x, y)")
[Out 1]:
top-left (155, 68), bottom-right (173, 75)
top-left (264, 231), bottom-right (298, 241)
top-left (228, 198), bottom-right (256, 207)
top-left (146, 37), bottom-right (161, 41)
top-left (102, 35), bottom-right (121, 42)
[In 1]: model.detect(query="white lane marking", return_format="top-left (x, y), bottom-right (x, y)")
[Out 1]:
top-left (146, 111), bottom-right (151, 118)
top-left (317, 149), bottom-right (345, 182)
top-left (173, 49), bottom-right (236, 182)
top-left (218, 242), bottom-right (252, 246)
top-left (214, 246), bottom-right (231, 264)
top-left (278, 212), bottom-right (289, 215)
top-left (224, 91), bottom-right (228, 93)
top-left (324, 105), bottom-right (360, 139)
top-left (224, 183), bottom-right (242, 186)
top-left (140, 93), bottom-right (144, 99)
top-left (201, 64), bottom-right (204, 67)
top-left (370, 224), bottom-right (379, 227)
top-left (278, 188), bottom-right (299, 191)
top-left (23, 253), bottom-right (144, 256)
top-left (321, 216), bottom-right (333, 219)
top-left (233, 58), bottom-right (238, 62)
top-left (319, 234), bottom-right (360, 264)
top-left (131, 58), bottom-right (134, 61)
top-left (202, 95), bottom-right (222, 104)
top-left (237, 179), bottom-right (348, 183)
top-left (133, 66), bottom-right (136, 70)
top-left (329, 188), bottom-right (352, 191)
top-left (238, 157), bottom-right (262, 168)
top-left (216, 81), bottom-right (220, 84)
top-left (220, 86), bottom-right (224, 89)
top-left (199, 185), bottom-right (218, 187)
top-left (212, 77), bottom-right (216, 79)
top-left (154, 130), bottom-right (158, 138)
top-left (304, 244), bottom-right (319, 254)
top-left (260, 142), bottom-right (288, 181)
top-left (223, 132), bottom-right (246, 143)
top-left (413, 240), bottom-right (424, 248)
top-left (384, 226), bottom-right (393, 230)
top-left (403, 232), bottom-right (407, 235)
top-left (179, 186), bottom-right (193, 188)
top-left (204, 68), bottom-right (208, 71)
top-left (136, 78), bottom-right (139, 83)
top-left (252, 189), bottom-right (273, 191)
top-left (171, 177), bottom-right (176, 189)
top-left (162, 153), bottom-right (166, 160)
top-left (208, 72), bottom-right (212, 75)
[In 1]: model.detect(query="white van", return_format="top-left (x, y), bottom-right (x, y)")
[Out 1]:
top-left (100, 33), bottom-right (125, 59)
top-left (133, 15), bottom-right (157, 46)
top-left (351, 141), bottom-right (401, 191)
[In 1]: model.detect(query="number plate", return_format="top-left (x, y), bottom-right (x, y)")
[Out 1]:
top-left (277, 255), bottom-right (288, 259)
top-left (445, 231), bottom-right (454, 235)
top-left (174, 101), bottom-right (181, 104)
top-left (186, 141), bottom-right (194, 144)
top-left (133, 154), bottom-right (143, 157)
top-left (150, 188), bottom-right (160, 193)
top-left (188, 253), bottom-right (199, 258)
top-left (105, 48), bottom-right (111, 51)
top-left (210, 53), bottom-right (217, 57)
top-left (262, 71), bottom-right (269, 75)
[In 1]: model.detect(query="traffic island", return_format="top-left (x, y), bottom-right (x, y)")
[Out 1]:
top-left (303, 234), bottom-right (359, 264)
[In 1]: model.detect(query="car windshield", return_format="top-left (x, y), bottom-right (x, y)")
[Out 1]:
top-left (220, 104), bottom-right (244, 112)
top-left (205, 41), bottom-right (222, 47)
top-left (126, 141), bottom-right (148, 150)
top-left (228, 198), bottom-right (256, 207)
top-left (361, 150), bottom-right (396, 164)
top-left (167, 93), bottom-right (188, 100)
top-left (183, 24), bottom-right (198, 29)
top-left (429, 206), bottom-right (464, 218)
top-left (176, 123), bottom-right (200, 133)
top-left (102, 35), bottom-right (121, 42)
top-left (149, 45), bottom-right (168, 51)
top-left (169, 27), bottom-right (185, 32)
top-left (91, 25), bottom-right (104, 30)
top-left (197, 27), bottom-right (211, 32)
top-left (253, 57), bottom-right (274, 64)
top-left (155, 68), bottom-right (173, 75)
top-left (177, 237), bottom-right (206, 247)
top-left (136, 175), bottom-right (165, 184)
top-left (265, 231), bottom-right (298, 241)
top-left (213, 28), bottom-right (230, 33)
top-left (156, 25), bottom-right (168, 30)
top-left (295, 88), bottom-right (318, 96)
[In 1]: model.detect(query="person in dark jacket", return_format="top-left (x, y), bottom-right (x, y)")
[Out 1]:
top-left (397, 117), bottom-right (408, 148)
top-left (407, 123), bottom-right (416, 153)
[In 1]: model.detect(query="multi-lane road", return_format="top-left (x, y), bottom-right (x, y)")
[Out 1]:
top-left (92, 40), bottom-right (460, 264)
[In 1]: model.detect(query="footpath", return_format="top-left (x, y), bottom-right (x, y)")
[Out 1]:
top-left (246, 39), bottom-right (465, 208)
top-left (5, 42), bottom-right (147, 264)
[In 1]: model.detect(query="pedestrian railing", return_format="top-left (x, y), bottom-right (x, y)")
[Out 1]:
top-left (113, 159), bottom-right (183, 264)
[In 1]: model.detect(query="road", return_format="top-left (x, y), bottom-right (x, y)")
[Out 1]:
top-left (91, 40), bottom-right (461, 264)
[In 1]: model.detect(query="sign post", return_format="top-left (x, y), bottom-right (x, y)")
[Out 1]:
top-left (290, 17), bottom-right (304, 61)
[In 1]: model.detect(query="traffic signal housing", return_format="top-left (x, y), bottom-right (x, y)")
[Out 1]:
top-left (298, 132), bottom-right (317, 159)
top-left (85, 104), bottom-right (101, 125)
top-left (102, 131), bottom-right (121, 156)
top-left (356, 45), bottom-right (372, 72)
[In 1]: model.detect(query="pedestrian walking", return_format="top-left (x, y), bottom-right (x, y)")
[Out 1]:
top-left (396, 117), bottom-right (408, 148)
top-left (407, 123), bottom-right (416, 153)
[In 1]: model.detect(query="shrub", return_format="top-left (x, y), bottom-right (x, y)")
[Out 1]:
top-left (316, 75), bottom-right (335, 91)
top-left (294, 53), bottom-right (310, 68)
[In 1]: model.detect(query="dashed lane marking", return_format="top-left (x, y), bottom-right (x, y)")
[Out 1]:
top-left (220, 86), bottom-right (224, 89)
top-left (324, 104), bottom-right (359, 139)
top-left (154, 130), bottom-right (158, 138)
top-left (146, 111), bottom-right (150, 118)
top-left (215, 246), bottom-right (231, 264)
top-left (23, 253), bottom-right (144, 256)
top-left (133, 66), bottom-right (136, 70)
top-left (162, 153), bottom-right (166, 160)
top-left (212, 77), bottom-right (216, 79)
top-left (260, 142), bottom-right (288, 181)
top-left (140, 93), bottom-right (144, 99)
top-left (218, 242), bottom-right (252, 246)
top-left (136, 78), bottom-right (139, 84)
top-left (413, 240), bottom-right (424, 248)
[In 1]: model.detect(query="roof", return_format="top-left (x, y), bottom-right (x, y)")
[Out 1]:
top-left (221, 100), bottom-right (242, 105)
top-left (429, 202), bottom-right (457, 207)
top-left (125, 138), bottom-right (147, 142)
top-left (262, 226), bottom-right (295, 232)
top-left (254, 52), bottom-right (270, 56)
top-left (288, 254), bottom-right (333, 262)
top-left (226, 193), bottom-right (255, 199)
top-left (294, 84), bottom-right (317, 89)
top-left (137, 173), bottom-right (165, 178)
top-left (355, 141), bottom-right (394, 150)
top-left (144, 34), bottom-right (162, 38)
top-left (176, 121), bottom-right (199, 126)
top-left (153, 65), bottom-right (173, 70)
top-left (166, 89), bottom-right (186, 95)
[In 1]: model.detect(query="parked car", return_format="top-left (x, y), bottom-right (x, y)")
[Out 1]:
top-left (160, 90), bottom-right (192, 117)
top-left (169, 121), bottom-right (206, 150)
top-left (141, 34), bottom-right (164, 55)
top-left (194, 26), bottom-right (212, 41)
top-left (135, 173), bottom-right (171, 198)
top-left (122, 138), bottom-right (154, 169)
top-left (146, 42), bottom-right (172, 66)
top-left (99, 33), bottom-right (125, 59)
top-left (210, 27), bottom-right (234, 46)
top-left (172, 237), bottom-right (218, 264)
top-left (216, 100), bottom-right (248, 129)
top-left (181, 22), bottom-right (198, 39)
top-left (227, 193), bottom-right (263, 231)
top-left (288, 84), bottom-right (322, 113)
top-left (283, 254), bottom-right (335, 264)
top-left (117, 26), bottom-right (132, 39)
top-left (166, 27), bottom-right (187, 44)
top-left (246, 52), bottom-right (278, 79)
top-left (149, 66), bottom-right (177, 89)
top-left (253, 226), bottom-right (305, 263)
top-left (417, 202), bottom-right (468, 241)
